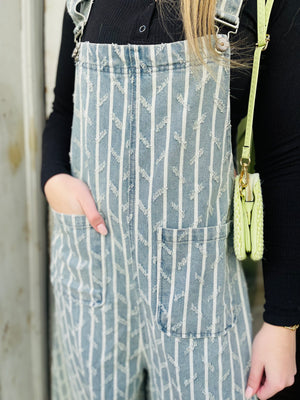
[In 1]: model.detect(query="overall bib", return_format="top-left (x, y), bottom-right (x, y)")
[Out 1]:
top-left (50, 1), bottom-right (253, 399)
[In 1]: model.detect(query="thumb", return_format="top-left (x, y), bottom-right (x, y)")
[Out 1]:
top-left (245, 358), bottom-right (265, 399)
top-left (77, 188), bottom-right (108, 235)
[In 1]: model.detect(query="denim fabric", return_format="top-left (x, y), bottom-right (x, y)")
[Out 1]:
top-left (50, 38), bottom-right (254, 400)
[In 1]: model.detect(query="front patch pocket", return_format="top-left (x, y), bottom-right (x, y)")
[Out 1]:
top-left (156, 221), bottom-right (235, 338)
top-left (50, 210), bottom-right (105, 307)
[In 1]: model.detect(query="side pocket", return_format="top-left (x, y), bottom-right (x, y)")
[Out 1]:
top-left (156, 221), bottom-right (236, 338)
top-left (50, 210), bottom-right (105, 307)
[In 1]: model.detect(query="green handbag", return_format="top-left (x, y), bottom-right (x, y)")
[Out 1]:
top-left (233, 0), bottom-right (274, 261)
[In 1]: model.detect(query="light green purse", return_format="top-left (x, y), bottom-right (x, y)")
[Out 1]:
top-left (233, 0), bottom-right (274, 261)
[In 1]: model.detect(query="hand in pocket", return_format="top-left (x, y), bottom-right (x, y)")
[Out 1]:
top-left (44, 173), bottom-right (108, 235)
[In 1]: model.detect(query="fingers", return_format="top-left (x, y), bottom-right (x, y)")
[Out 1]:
top-left (44, 174), bottom-right (108, 234)
top-left (77, 185), bottom-right (108, 235)
top-left (256, 374), bottom-right (295, 400)
top-left (248, 322), bottom-right (298, 400)
top-left (245, 359), bottom-right (265, 399)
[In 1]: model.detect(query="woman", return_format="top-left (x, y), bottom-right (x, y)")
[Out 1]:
top-left (42, 0), bottom-right (300, 399)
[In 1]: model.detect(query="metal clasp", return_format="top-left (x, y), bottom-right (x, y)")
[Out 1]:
top-left (72, 25), bottom-right (84, 62)
top-left (256, 34), bottom-right (271, 51)
top-left (214, 17), bottom-right (239, 38)
top-left (214, 17), bottom-right (239, 54)
top-left (239, 158), bottom-right (251, 197)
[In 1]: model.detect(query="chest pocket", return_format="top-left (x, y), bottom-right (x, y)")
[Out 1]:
top-left (156, 221), bottom-right (236, 339)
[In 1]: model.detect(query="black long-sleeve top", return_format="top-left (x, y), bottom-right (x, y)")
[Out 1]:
top-left (42, 0), bottom-right (300, 326)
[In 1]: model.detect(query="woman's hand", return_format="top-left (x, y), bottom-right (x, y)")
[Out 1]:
top-left (245, 322), bottom-right (297, 399)
top-left (44, 173), bottom-right (108, 235)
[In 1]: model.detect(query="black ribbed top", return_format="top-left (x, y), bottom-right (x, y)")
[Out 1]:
top-left (82, 0), bottom-right (184, 44)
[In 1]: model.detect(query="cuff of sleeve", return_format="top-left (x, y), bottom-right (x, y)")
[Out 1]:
top-left (41, 163), bottom-right (71, 195)
top-left (263, 308), bottom-right (300, 327)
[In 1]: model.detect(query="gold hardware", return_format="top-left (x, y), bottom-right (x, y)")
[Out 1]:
top-left (239, 164), bottom-right (249, 196)
top-left (256, 34), bottom-right (271, 51)
top-left (240, 157), bottom-right (251, 168)
top-left (283, 324), bottom-right (299, 331)
top-left (239, 157), bottom-right (251, 196)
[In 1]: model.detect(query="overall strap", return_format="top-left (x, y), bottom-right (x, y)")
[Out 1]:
top-left (241, 0), bottom-right (274, 166)
top-left (215, 0), bottom-right (245, 34)
top-left (68, 0), bottom-right (245, 59)
top-left (66, 0), bottom-right (94, 60)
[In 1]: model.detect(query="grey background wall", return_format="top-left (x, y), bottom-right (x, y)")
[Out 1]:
top-left (0, 0), bottom-right (47, 399)
top-left (45, 1), bottom-right (65, 115)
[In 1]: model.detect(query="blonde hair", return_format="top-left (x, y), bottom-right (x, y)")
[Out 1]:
top-left (157, 0), bottom-right (218, 62)
top-left (180, 0), bottom-right (218, 61)
top-left (157, 0), bottom-right (251, 71)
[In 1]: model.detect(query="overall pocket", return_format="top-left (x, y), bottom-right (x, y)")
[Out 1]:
top-left (50, 210), bottom-right (105, 307)
top-left (156, 221), bottom-right (236, 338)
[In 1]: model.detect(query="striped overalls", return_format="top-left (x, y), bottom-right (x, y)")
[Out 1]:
top-left (50, 0), bottom-right (254, 398)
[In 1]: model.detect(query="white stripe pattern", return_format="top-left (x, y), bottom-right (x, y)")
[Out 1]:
top-left (50, 31), bottom-right (252, 400)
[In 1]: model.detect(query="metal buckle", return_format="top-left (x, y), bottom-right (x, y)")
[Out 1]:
top-left (72, 25), bottom-right (84, 62)
top-left (256, 34), bottom-right (271, 51)
top-left (214, 17), bottom-right (239, 38)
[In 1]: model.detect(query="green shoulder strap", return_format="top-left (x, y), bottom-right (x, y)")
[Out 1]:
top-left (240, 0), bottom-right (274, 166)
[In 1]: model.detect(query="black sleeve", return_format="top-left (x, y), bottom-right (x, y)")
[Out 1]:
top-left (232, 0), bottom-right (300, 326)
top-left (41, 9), bottom-right (75, 191)
top-left (254, 0), bottom-right (300, 325)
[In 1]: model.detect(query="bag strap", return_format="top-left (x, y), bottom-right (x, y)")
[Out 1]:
top-left (240, 0), bottom-right (274, 168)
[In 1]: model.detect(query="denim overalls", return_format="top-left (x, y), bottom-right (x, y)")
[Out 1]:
top-left (50, 0), bottom-right (254, 398)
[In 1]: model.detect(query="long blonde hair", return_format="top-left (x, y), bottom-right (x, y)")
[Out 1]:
top-left (157, 0), bottom-right (220, 62)
top-left (180, 0), bottom-right (218, 60)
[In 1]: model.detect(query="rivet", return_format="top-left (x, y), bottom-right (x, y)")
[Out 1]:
top-left (139, 25), bottom-right (147, 33)
top-left (215, 34), bottom-right (229, 53)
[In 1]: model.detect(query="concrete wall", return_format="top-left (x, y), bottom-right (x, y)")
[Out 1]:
top-left (0, 0), bottom-right (47, 398)
top-left (45, 1), bottom-right (65, 116)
